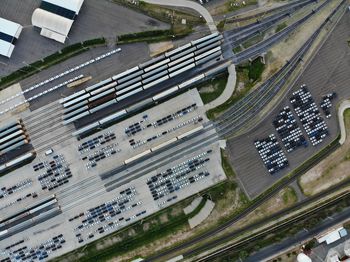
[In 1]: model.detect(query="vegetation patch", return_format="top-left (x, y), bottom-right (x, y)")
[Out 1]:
top-left (242, 32), bottom-right (265, 49)
top-left (233, 45), bottom-right (243, 53)
top-left (276, 22), bottom-right (288, 33)
top-left (197, 72), bottom-right (228, 104)
top-left (117, 25), bottom-right (192, 44)
top-left (216, 193), bottom-right (350, 261)
top-left (206, 58), bottom-right (265, 119)
top-left (226, 0), bottom-right (258, 12)
top-left (210, 0), bottom-right (258, 16)
top-left (299, 109), bottom-right (350, 196)
top-left (217, 19), bottom-right (226, 32)
top-left (281, 187), bottom-right (297, 205)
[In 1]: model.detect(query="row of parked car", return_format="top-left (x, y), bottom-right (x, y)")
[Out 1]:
top-left (72, 187), bottom-right (141, 243)
top-left (147, 150), bottom-right (212, 204)
top-left (2, 234), bottom-right (65, 262)
top-left (290, 85), bottom-right (329, 146)
top-left (36, 155), bottom-right (72, 191)
top-left (273, 106), bottom-right (307, 152)
top-left (0, 178), bottom-right (32, 199)
top-left (320, 92), bottom-right (336, 119)
top-left (254, 134), bottom-right (289, 175)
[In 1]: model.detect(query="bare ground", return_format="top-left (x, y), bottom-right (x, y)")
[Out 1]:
top-left (232, 187), bottom-right (297, 229)
top-left (299, 110), bottom-right (350, 196)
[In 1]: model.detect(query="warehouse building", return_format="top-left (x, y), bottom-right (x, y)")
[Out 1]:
top-left (0, 17), bottom-right (22, 58)
top-left (31, 0), bottom-right (84, 43)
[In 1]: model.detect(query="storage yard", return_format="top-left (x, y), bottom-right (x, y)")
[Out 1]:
top-left (0, 29), bottom-right (229, 261)
top-left (0, 86), bottom-right (226, 261)
top-left (227, 12), bottom-right (350, 199)
top-left (1, 0), bottom-right (350, 260)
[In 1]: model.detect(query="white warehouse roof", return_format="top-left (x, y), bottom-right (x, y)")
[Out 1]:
top-left (31, 0), bottom-right (84, 43)
top-left (0, 17), bottom-right (22, 58)
top-left (317, 227), bottom-right (344, 245)
top-left (32, 9), bottom-right (73, 43)
top-left (43, 0), bottom-right (84, 14)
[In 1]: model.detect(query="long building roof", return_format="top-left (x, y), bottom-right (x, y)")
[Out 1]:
top-left (31, 0), bottom-right (84, 43)
top-left (43, 0), bottom-right (84, 14)
top-left (0, 17), bottom-right (22, 58)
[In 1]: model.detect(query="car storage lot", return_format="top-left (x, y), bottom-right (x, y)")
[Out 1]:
top-left (227, 12), bottom-right (350, 199)
top-left (0, 89), bottom-right (226, 261)
top-left (0, 0), bottom-right (169, 77)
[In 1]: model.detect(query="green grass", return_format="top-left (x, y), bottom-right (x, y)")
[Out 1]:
top-left (242, 33), bottom-right (265, 49)
top-left (226, 0), bottom-right (258, 12)
top-left (117, 26), bottom-right (192, 44)
top-left (0, 37), bottom-right (106, 91)
top-left (221, 149), bottom-right (236, 179)
top-left (197, 73), bottom-right (228, 104)
top-left (233, 45), bottom-right (243, 53)
top-left (248, 58), bottom-right (265, 82)
top-left (281, 187), bottom-right (297, 205)
top-left (275, 22), bottom-right (287, 33)
top-left (217, 20), bottom-right (226, 32)
top-left (206, 58), bottom-right (265, 119)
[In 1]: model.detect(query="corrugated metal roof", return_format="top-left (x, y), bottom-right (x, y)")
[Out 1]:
top-left (32, 8), bottom-right (73, 38)
top-left (0, 17), bottom-right (22, 37)
top-left (0, 40), bottom-right (15, 58)
top-left (43, 0), bottom-right (84, 14)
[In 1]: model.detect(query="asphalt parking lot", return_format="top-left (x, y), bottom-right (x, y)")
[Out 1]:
top-left (0, 0), bottom-right (169, 77)
top-left (20, 43), bottom-right (150, 111)
top-left (0, 89), bottom-right (225, 261)
top-left (227, 11), bottom-right (350, 199)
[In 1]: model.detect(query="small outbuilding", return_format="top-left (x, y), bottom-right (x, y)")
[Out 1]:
top-left (0, 17), bottom-right (22, 58)
top-left (31, 0), bottom-right (84, 43)
top-left (317, 227), bottom-right (348, 245)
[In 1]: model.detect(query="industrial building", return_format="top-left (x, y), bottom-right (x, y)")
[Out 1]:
top-left (0, 17), bottom-right (22, 58)
top-left (31, 0), bottom-right (84, 43)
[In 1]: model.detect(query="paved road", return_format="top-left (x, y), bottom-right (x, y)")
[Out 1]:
top-left (338, 100), bottom-right (350, 145)
top-left (143, 0), bottom-right (217, 33)
top-left (245, 206), bottom-right (350, 262)
top-left (205, 62), bottom-right (236, 110)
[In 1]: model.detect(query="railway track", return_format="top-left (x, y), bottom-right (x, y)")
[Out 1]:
top-left (224, 0), bottom-right (317, 48)
top-left (145, 138), bottom-right (341, 261)
top-left (231, 0), bottom-right (331, 63)
top-left (225, 0), bottom-right (316, 23)
top-left (196, 188), bottom-right (350, 261)
top-left (216, 0), bottom-right (346, 138)
top-left (141, 2), bottom-right (346, 261)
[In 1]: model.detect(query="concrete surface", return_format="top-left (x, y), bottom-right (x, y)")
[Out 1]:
top-left (184, 196), bottom-right (203, 215)
top-left (143, 0), bottom-right (217, 33)
top-left (188, 199), bottom-right (215, 229)
top-left (0, 88), bottom-right (226, 261)
top-left (205, 62), bottom-right (236, 110)
top-left (338, 100), bottom-right (350, 145)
